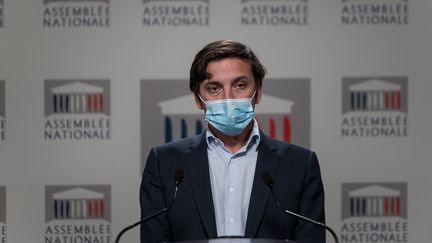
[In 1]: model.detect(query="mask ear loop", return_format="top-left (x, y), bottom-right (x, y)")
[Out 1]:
top-left (249, 90), bottom-right (257, 104)
top-left (197, 93), bottom-right (206, 104)
top-left (251, 90), bottom-right (256, 100)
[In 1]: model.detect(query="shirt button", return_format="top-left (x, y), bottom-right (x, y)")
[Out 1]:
top-left (229, 218), bottom-right (234, 223)
top-left (229, 187), bottom-right (234, 192)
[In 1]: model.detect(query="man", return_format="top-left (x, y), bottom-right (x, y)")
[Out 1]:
top-left (140, 40), bottom-right (325, 242)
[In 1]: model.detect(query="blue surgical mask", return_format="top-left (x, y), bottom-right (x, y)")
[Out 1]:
top-left (199, 91), bottom-right (256, 136)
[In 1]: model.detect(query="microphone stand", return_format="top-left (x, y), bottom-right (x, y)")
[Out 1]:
top-left (262, 172), bottom-right (339, 243)
top-left (115, 169), bottom-right (183, 243)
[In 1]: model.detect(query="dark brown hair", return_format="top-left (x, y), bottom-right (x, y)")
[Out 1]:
top-left (189, 40), bottom-right (267, 93)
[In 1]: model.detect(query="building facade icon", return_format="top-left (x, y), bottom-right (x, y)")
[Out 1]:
top-left (51, 82), bottom-right (105, 114)
top-left (349, 79), bottom-right (402, 112)
top-left (158, 94), bottom-right (294, 143)
top-left (255, 94), bottom-right (294, 143)
top-left (51, 187), bottom-right (105, 220)
top-left (348, 185), bottom-right (401, 218)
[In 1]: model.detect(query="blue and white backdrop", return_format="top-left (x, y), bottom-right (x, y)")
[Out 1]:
top-left (0, 0), bottom-right (431, 243)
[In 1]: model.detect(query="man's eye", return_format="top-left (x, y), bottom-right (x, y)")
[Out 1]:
top-left (207, 86), bottom-right (220, 93)
top-left (235, 82), bottom-right (247, 89)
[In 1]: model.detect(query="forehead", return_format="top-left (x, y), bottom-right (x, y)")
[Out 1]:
top-left (205, 57), bottom-right (253, 76)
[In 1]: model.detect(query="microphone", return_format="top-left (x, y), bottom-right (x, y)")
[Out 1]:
top-left (262, 172), bottom-right (339, 243)
top-left (114, 168), bottom-right (184, 243)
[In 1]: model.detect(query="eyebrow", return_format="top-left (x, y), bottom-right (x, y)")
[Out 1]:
top-left (205, 75), bottom-right (251, 84)
top-left (232, 76), bottom-right (250, 82)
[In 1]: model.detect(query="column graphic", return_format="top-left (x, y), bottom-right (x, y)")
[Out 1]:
top-left (349, 79), bottom-right (402, 112)
top-left (51, 82), bottom-right (104, 114)
top-left (349, 185), bottom-right (401, 217)
top-left (44, 80), bottom-right (110, 117)
top-left (342, 183), bottom-right (407, 220)
top-left (46, 185), bottom-right (111, 222)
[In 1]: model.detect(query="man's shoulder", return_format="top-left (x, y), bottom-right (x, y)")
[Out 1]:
top-left (264, 136), bottom-right (311, 153)
top-left (153, 133), bottom-right (204, 154)
top-left (262, 135), bottom-right (313, 157)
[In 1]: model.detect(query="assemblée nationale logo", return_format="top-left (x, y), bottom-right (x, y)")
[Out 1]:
top-left (141, 79), bottom-right (311, 167)
top-left (0, 81), bottom-right (5, 141)
top-left (43, 0), bottom-right (110, 28)
top-left (0, 0), bottom-right (4, 28)
top-left (341, 0), bottom-right (408, 25)
top-left (45, 185), bottom-right (112, 243)
top-left (341, 183), bottom-right (408, 243)
top-left (142, 0), bottom-right (210, 27)
top-left (0, 186), bottom-right (6, 243)
top-left (241, 0), bottom-right (308, 26)
top-left (44, 79), bottom-right (111, 140)
top-left (341, 77), bottom-right (408, 137)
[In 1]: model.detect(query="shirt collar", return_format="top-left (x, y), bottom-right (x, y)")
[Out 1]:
top-left (206, 119), bottom-right (261, 152)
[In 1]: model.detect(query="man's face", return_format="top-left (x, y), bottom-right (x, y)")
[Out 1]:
top-left (195, 57), bottom-right (261, 110)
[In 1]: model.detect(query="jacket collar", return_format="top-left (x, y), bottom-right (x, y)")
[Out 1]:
top-left (185, 133), bottom-right (218, 238)
top-left (245, 132), bottom-right (281, 237)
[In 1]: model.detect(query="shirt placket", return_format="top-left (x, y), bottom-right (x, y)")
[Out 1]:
top-left (224, 154), bottom-right (240, 236)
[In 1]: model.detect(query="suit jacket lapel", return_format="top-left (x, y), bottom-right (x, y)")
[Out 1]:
top-left (185, 134), bottom-right (218, 238)
top-left (244, 135), bottom-right (280, 237)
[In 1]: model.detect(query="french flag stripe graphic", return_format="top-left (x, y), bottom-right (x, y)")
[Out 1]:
top-left (54, 200), bottom-right (58, 219)
top-left (99, 94), bottom-right (104, 112)
top-left (284, 116), bottom-right (291, 143)
top-left (269, 118), bottom-right (276, 139)
top-left (100, 199), bottom-right (104, 219)
top-left (88, 200), bottom-right (92, 218)
top-left (87, 95), bottom-right (92, 112)
top-left (181, 119), bottom-right (187, 138)
top-left (165, 117), bottom-right (172, 143)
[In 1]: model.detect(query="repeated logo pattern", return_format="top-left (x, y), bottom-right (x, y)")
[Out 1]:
top-left (52, 188), bottom-right (105, 220)
top-left (44, 79), bottom-right (111, 140)
top-left (50, 82), bottom-right (106, 115)
top-left (348, 185), bottom-right (402, 218)
top-left (241, 0), bottom-right (308, 26)
top-left (341, 182), bottom-right (408, 243)
top-left (45, 185), bottom-right (111, 223)
top-left (142, 0), bottom-right (210, 27)
top-left (45, 185), bottom-right (112, 243)
top-left (346, 79), bottom-right (404, 113)
top-left (341, 0), bottom-right (409, 25)
top-left (43, 0), bottom-right (111, 28)
top-left (341, 77), bottom-right (408, 137)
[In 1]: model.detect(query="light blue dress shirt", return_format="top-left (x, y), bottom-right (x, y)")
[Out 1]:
top-left (206, 119), bottom-right (261, 237)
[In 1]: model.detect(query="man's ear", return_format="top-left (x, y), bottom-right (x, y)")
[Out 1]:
top-left (194, 93), bottom-right (205, 110)
top-left (254, 86), bottom-right (262, 105)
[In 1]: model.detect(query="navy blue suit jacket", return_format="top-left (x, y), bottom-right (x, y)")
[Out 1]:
top-left (140, 132), bottom-right (325, 243)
